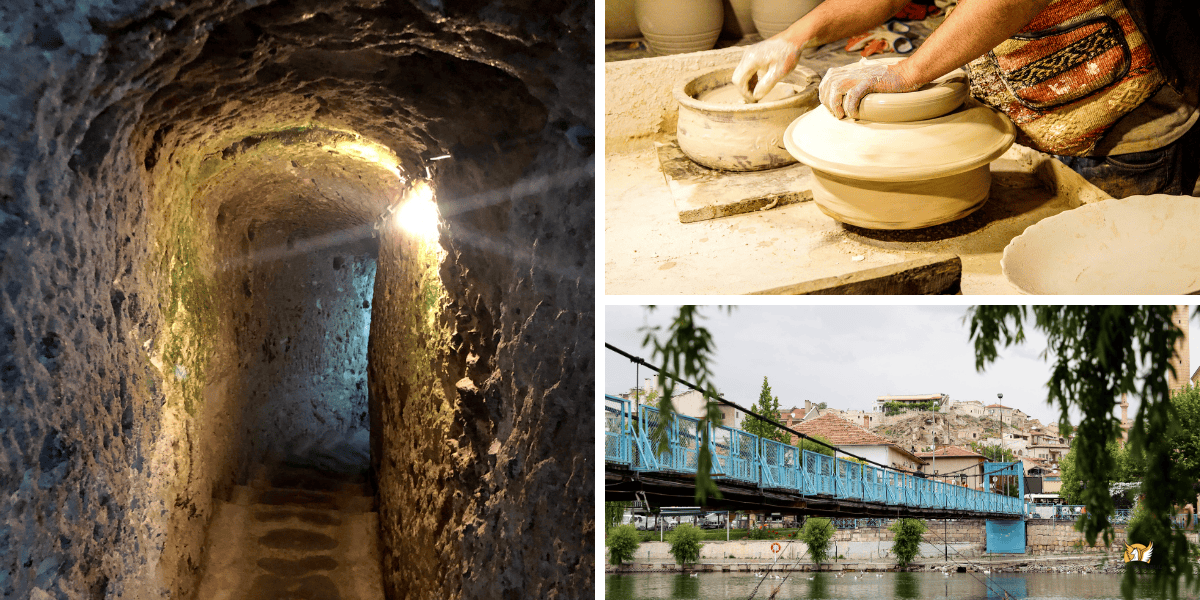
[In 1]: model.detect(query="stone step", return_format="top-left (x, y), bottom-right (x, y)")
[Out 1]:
top-left (229, 485), bottom-right (374, 513)
top-left (246, 463), bottom-right (371, 497)
top-left (195, 500), bottom-right (384, 600)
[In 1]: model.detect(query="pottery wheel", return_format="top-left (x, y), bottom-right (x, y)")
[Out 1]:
top-left (785, 101), bottom-right (1016, 181)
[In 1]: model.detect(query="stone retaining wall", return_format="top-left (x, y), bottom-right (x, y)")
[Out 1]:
top-left (610, 520), bottom-right (1200, 566)
top-left (1024, 520), bottom-right (1200, 553)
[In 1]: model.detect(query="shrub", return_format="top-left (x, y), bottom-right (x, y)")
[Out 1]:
top-left (608, 524), bottom-right (641, 565)
top-left (747, 524), bottom-right (774, 540)
top-left (889, 519), bottom-right (927, 568)
top-left (668, 523), bottom-right (704, 566)
top-left (799, 517), bottom-right (835, 565)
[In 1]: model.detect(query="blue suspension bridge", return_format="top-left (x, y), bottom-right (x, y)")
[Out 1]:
top-left (605, 394), bottom-right (1026, 522)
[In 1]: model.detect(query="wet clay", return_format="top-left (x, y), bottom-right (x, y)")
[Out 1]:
top-left (698, 83), bottom-right (798, 105)
top-left (834, 57), bottom-right (969, 123)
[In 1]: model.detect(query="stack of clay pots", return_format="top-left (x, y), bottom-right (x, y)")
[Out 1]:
top-left (751, 0), bottom-right (822, 39)
top-left (620, 0), bottom-right (824, 55)
top-left (784, 59), bottom-right (1015, 230)
top-left (632, 0), bottom-right (725, 54)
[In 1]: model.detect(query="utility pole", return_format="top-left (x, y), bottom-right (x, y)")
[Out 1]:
top-left (997, 393), bottom-right (1004, 466)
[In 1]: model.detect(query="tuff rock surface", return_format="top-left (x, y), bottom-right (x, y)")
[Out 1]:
top-left (0, 0), bottom-right (593, 598)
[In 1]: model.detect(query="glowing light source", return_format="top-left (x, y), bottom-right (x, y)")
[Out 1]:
top-left (394, 180), bottom-right (440, 242)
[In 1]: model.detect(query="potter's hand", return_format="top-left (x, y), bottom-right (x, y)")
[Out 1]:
top-left (732, 39), bottom-right (803, 103)
top-left (818, 60), bottom-right (920, 120)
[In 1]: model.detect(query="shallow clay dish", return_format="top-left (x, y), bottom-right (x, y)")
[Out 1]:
top-left (675, 65), bottom-right (820, 171)
top-left (853, 57), bottom-right (969, 123)
top-left (1001, 194), bottom-right (1200, 294)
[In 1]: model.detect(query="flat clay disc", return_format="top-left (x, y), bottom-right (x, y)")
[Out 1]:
top-left (785, 102), bottom-right (1015, 182)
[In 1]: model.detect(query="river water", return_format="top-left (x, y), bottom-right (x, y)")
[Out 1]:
top-left (605, 571), bottom-right (1178, 600)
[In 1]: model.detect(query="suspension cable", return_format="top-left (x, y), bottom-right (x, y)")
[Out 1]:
top-left (607, 343), bottom-right (909, 474)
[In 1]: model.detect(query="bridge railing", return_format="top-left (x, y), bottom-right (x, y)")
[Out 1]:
top-left (604, 396), bottom-right (631, 464)
top-left (604, 394), bottom-right (1022, 515)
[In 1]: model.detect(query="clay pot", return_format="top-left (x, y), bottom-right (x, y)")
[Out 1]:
top-left (635, 0), bottom-right (724, 55)
top-left (675, 66), bottom-right (820, 171)
top-left (1001, 194), bottom-right (1200, 294)
top-left (751, 0), bottom-right (821, 40)
top-left (783, 100), bottom-right (1015, 229)
top-left (606, 0), bottom-right (642, 39)
top-left (722, 0), bottom-right (756, 38)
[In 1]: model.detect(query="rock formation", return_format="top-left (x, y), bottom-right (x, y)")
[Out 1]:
top-left (0, 0), bottom-right (593, 597)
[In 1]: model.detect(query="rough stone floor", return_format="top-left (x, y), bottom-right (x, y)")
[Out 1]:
top-left (196, 464), bottom-right (383, 600)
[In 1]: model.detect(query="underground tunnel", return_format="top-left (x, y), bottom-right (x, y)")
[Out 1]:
top-left (0, 0), bottom-right (594, 598)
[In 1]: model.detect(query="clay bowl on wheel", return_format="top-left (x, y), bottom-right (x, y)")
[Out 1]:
top-left (783, 99), bottom-right (1016, 229)
top-left (852, 56), bottom-right (969, 123)
top-left (674, 65), bottom-right (820, 171)
top-left (1001, 194), bottom-right (1200, 294)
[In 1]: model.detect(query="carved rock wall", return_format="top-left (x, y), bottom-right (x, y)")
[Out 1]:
top-left (0, 0), bottom-right (593, 598)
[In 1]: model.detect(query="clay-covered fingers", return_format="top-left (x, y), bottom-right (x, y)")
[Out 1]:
top-left (819, 69), bottom-right (869, 119)
top-left (842, 79), bottom-right (878, 120)
top-left (731, 60), bottom-right (766, 104)
top-left (819, 61), bottom-right (916, 119)
top-left (732, 39), bottom-right (802, 103)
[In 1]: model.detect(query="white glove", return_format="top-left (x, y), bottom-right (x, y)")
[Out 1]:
top-left (732, 39), bottom-right (804, 103)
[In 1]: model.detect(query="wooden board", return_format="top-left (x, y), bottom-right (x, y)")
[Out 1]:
top-left (655, 140), bottom-right (813, 223)
top-left (750, 255), bottom-right (962, 295)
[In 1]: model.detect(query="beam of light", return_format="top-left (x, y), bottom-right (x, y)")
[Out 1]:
top-left (218, 162), bottom-right (593, 275)
top-left (328, 139), bottom-right (404, 179)
top-left (429, 154), bottom-right (452, 161)
top-left (394, 180), bottom-right (440, 242)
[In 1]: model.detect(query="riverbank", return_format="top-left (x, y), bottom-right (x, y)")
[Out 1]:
top-left (607, 522), bottom-right (1200, 574)
top-left (606, 544), bottom-right (1126, 574)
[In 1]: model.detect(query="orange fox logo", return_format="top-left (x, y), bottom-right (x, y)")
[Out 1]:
top-left (1123, 542), bottom-right (1153, 563)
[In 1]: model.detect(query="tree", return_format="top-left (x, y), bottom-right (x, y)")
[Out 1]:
top-left (1060, 439), bottom-right (1140, 505)
top-left (1162, 385), bottom-right (1200, 509)
top-left (634, 388), bottom-right (660, 404)
top-left (816, 402), bottom-right (828, 410)
top-left (641, 306), bottom-right (731, 504)
top-left (745, 377), bottom-right (788, 443)
top-left (883, 400), bottom-right (940, 415)
top-left (798, 433), bottom-right (835, 458)
top-left (799, 517), bottom-right (835, 566)
top-left (1059, 447), bottom-right (1083, 505)
top-left (889, 519), bottom-right (927, 568)
top-left (667, 523), bottom-right (704, 567)
top-left (607, 524), bottom-right (641, 566)
top-left (969, 305), bottom-right (1196, 600)
top-left (967, 441), bottom-right (1014, 463)
top-left (605, 501), bottom-right (631, 533)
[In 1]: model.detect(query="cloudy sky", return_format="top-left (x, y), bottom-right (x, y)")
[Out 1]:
top-left (603, 305), bottom-right (1199, 428)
